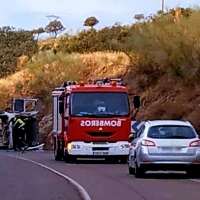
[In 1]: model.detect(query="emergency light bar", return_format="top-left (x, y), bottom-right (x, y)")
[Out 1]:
top-left (59, 78), bottom-right (123, 88)
top-left (94, 78), bottom-right (123, 86)
top-left (61, 81), bottom-right (78, 87)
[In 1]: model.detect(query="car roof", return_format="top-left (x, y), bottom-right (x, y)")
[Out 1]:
top-left (145, 120), bottom-right (192, 128)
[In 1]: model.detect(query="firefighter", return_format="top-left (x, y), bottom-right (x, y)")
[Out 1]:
top-left (12, 115), bottom-right (28, 151)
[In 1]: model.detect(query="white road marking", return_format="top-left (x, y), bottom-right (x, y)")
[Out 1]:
top-left (1, 154), bottom-right (92, 200)
top-left (190, 179), bottom-right (200, 183)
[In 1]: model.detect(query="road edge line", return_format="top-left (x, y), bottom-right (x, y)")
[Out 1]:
top-left (3, 154), bottom-right (92, 200)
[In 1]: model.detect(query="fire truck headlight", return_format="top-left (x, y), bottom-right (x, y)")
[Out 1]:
top-left (120, 144), bottom-right (130, 148)
top-left (72, 145), bottom-right (80, 149)
top-left (67, 143), bottom-right (72, 150)
top-left (67, 143), bottom-right (80, 149)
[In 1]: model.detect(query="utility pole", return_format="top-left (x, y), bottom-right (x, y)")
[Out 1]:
top-left (46, 15), bottom-right (60, 22)
top-left (161, 0), bottom-right (164, 12)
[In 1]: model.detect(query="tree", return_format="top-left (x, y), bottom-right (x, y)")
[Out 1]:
top-left (0, 26), bottom-right (37, 78)
top-left (83, 16), bottom-right (99, 29)
top-left (164, 7), bottom-right (194, 18)
top-left (32, 27), bottom-right (45, 40)
top-left (45, 20), bottom-right (65, 38)
top-left (134, 14), bottom-right (145, 22)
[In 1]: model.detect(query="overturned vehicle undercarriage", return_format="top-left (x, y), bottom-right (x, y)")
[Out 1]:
top-left (0, 98), bottom-right (44, 150)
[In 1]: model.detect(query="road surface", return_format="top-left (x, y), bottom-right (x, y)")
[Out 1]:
top-left (0, 153), bottom-right (81, 200)
top-left (1, 150), bottom-right (200, 200)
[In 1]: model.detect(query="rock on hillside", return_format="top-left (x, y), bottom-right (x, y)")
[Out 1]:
top-left (39, 114), bottom-right (54, 150)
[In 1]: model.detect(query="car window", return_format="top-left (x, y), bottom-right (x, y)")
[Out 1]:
top-left (147, 125), bottom-right (196, 139)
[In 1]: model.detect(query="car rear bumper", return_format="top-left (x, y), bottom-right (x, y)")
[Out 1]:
top-left (137, 152), bottom-right (200, 169)
top-left (139, 163), bottom-right (200, 171)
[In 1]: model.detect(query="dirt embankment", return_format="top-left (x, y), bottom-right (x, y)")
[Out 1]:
top-left (1, 51), bottom-right (200, 149)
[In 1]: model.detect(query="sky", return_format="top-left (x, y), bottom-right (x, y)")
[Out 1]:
top-left (0, 0), bottom-right (199, 34)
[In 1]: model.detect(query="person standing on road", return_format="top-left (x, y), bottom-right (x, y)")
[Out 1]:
top-left (12, 115), bottom-right (28, 151)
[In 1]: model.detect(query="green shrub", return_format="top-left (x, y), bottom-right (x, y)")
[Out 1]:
top-left (0, 26), bottom-right (38, 78)
top-left (122, 8), bottom-right (200, 84)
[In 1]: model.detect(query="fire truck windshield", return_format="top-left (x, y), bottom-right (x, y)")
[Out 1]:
top-left (70, 92), bottom-right (130, 117)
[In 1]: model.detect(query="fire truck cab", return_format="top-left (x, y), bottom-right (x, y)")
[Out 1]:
top-left (52, 78), bottom-right (140, 163)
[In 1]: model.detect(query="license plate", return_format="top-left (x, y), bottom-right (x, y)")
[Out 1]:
top-left (93, 151), bottom-right (108, 155)
top-left (161, 147), bottom-right (181, 152)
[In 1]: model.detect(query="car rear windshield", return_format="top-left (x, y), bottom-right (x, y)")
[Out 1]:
top-left (147, 125), bottom-right (197, 139)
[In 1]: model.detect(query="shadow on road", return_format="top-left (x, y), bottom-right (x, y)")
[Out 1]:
top-left (143, 172), bottom-right (187, 179)
top-left (128, 172), bottom-right (200, 180)
top-left (68, 158), bottom-right (127, 165)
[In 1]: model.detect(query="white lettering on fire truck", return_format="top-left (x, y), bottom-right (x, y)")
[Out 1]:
top-left (80, 120), bottom-right (122, 127)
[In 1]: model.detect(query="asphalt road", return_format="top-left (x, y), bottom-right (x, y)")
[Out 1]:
top-left (0, 153), bottom-right (81, 200)
top-left (1, 150), bottom-right (200, 200)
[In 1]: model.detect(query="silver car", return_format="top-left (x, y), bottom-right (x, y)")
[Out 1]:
top-left (128, 120), bottom-right (200, 178)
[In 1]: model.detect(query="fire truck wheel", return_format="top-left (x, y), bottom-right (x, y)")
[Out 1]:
top-left (53, 137), bottom-right (64, 161)
top-left (54, 149), bottom-right (63, 161)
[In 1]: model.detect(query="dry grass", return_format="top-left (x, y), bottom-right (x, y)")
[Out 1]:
top-left (0, 51), bottom-right (130, 111)
top-left (78, 51), bottom-right (130, 79)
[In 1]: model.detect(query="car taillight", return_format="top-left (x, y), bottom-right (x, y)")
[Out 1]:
top-left (141, 139), bottom-right (156, 147)
top-left (189, 140), bottom-right (200, 147)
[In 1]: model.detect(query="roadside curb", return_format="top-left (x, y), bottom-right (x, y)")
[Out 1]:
top-left (1, 153), bottom-right (92, 200)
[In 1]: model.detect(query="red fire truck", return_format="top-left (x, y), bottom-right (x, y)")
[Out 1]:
top-left (52, 78), bottom-right (140, 163)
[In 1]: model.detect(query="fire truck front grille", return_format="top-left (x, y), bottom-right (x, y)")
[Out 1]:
top-left (86, 132), bottom-right (115, 137)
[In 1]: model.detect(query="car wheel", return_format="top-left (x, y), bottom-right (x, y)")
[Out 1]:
top-left (135, 160), bottom-right (145, 178)
top-left (128, 166), bottom-right (135, 175)
top-left (128, 157), bottom-right (135, 175)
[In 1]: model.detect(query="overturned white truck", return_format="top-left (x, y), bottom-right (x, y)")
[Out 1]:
top-left (0, 98), bottom-right (44, 150)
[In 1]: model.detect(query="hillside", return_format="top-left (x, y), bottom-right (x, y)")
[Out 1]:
top-left (0, 7), bottom-right (200, 147)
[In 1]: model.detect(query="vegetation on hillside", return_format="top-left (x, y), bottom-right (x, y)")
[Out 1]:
top-left (1, 7), bottom-right (197, 77)
top-left (1, 6), bottom-right (200, 132)
top-left (0, 26), bottom-right (37, 78)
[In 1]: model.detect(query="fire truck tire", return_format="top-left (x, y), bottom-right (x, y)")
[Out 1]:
top-left (53, 138), bottom-right (63, 161)
top-left (54, 149), bottom-right (63, 161)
